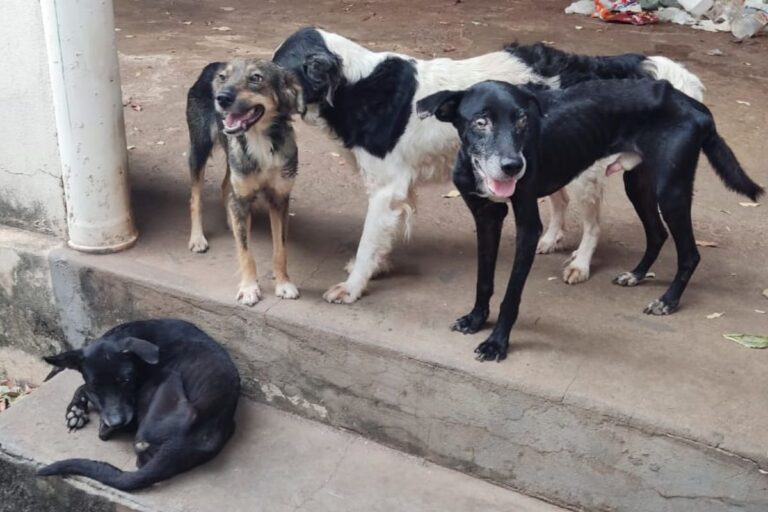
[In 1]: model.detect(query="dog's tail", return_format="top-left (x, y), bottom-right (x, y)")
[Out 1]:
top-left (37, 439), bottom-right (188, 491)
top-left (702, 131), bottom-right (764, 202)
top-left (641, 56), bottom-right (705, 101)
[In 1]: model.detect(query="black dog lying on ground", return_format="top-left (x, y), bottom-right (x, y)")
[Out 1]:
top-left (417, 79), bottom-right (763, 362)
top-left (37, 319), bottom-right (240, 491)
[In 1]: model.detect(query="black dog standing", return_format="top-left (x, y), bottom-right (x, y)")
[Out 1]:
top-left (38, 319), bottom-right (240, 491)
top-left (418, 79), bottom-right (763, 362)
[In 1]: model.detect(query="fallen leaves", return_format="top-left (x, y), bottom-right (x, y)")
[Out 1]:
top-left (723, 333), bottom-right (768, 349)
top-left (442, 189), bottom-right (461, 199)
top-left (736, 100), bottom-right (751, 107)
top-left (695, 240), bottom-right (718, 248)
top-left (739, 202), bottom-right (760, 208)
top-left (706, 312), bottom-right (724, 319)
top-left (705, 48), bottom-right (724, 56)
top-left (213, 26), bottom-right (232, 32)
top-left (0, 379), bottom-right (36, 413)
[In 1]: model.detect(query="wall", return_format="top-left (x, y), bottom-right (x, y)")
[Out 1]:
top-left (0, 0), bottom-right (66, 237)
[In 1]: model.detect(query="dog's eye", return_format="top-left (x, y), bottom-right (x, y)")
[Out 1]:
top-left (473, 117), bottom-right (489, 129)
top-left (217, 73), bottom-right (227, 81)
top-left (249, 73), bottom-right (263, 84)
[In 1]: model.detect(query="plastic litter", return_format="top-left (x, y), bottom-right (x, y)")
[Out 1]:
top-left (731, 4), bottom-right (768, 38)
top-left (565, 0), bottom-right (597, 15)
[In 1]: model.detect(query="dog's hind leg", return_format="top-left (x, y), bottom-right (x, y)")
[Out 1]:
top-left (269, 196), bottom-right (300, 300)
top-left (188, 122), bottom-right (216, 253)
top-left (452, 193), bottom-right (508, 334)
top-left (537, 188), bottom-right (568, 254)
top-left (227, 194), bottom-right (261, 306)
top-left (563, 167), bottom-right (605, 284)
top-left (613, 169), bottom-right (668, 288)
top-left (645, 174), bottom-right (700, 315)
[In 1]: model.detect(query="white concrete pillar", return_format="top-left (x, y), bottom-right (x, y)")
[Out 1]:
top-left (40, 0), bottom-right (137, 253)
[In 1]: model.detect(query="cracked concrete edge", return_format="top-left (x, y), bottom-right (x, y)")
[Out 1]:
top-left (0, 443), bottom-right (153, 512)
top-left (47, 253), bottom-right (768, 512)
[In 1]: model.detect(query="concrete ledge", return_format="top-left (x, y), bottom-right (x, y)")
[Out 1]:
top-left (0, 372), bottom-right (563, 512)
top-left (12, 233), bottom-right (761, 512)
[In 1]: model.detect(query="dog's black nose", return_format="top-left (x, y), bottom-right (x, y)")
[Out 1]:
top-left (500, 156), bottom-right (523, 175)
top-left (216, 91), bottom-right (235, 109)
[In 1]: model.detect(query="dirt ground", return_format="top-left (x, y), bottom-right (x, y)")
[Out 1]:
top-left (103, 0), bottom-right (768, 453)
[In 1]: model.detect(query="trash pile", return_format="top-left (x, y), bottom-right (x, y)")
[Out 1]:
top-left (565, 0), bottom-right (768, 38)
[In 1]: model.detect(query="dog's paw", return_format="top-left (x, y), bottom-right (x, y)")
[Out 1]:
top-left (323, 282), bottom-right (361, 304)
top-left (537, 231), bottom-right (564, 254)
top-left (644, 298), bottom-right (678, 316)
top-left (563, 258), bottom-right (590, 285)
top-left (345, 257), bottom-right (392, 279)
top-left (65, 404), bottom-right (89, 431)
top-left (188, 235), bottom-right (209, 253)
top-left (451, 309), bottom-right (488, 334)
top-left (275, 282), bottom-right (300, 300)
top-left (613, 271), bottom-right (642, 287)
top-left (474, 336), bottom-right (509, 363)
top-left (237, 283), bottom-right (262, 306)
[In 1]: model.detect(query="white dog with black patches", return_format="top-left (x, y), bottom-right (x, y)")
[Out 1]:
top-left (273, 28), bottom-right (704, 304)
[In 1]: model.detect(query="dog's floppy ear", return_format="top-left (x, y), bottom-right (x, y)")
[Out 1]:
top-left (43, 349), bottom-right (84, 381)
top-left (517, 85), bottom-right (545, 118)
top-left (304, 53), bottom-right (341, 106)
top-left (120, 337), bottom-right (160, 365)
top-left (416, 90), bottom-right (465, 123)
top-left (281, 69), bottom-right (305, 115)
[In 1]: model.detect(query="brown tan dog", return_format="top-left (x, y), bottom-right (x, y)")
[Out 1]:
top-left (186, 58), bottom-right (303, 305)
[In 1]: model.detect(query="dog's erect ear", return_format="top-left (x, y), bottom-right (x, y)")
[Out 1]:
top-left (303, 53), bottom-right (341, 106)
top-left (43, 349), bottom-right (84, 380)
top-left (416, 90), bottom-right (465, 123)
top-left (518, 85), bottom-right (544, 118)
top-left (281, 70), bottom-right (306, 115)
top-left (120, 337), bottom-right (160, 365)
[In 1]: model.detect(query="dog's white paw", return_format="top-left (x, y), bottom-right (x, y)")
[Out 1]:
top-left (188, 235), bottom-right (209, 253)
top-left (275, 282), bottom-right (300, 300)
top-left (345, 257), bottom-right (393, 279)
top-left (323, 282), bottom-right (361, 304)
top-left (237, 283), bottom-right (262, 306)
top-left (644, 299), bottom-right (677, 316)
top-left (613, 271), bottom-right (640, 287)
top-left (537, 231), bottom-right (564, 254)
top-left (563, 261), bottom-right (590, 285)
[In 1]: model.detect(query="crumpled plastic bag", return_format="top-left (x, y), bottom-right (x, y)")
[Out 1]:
top-left (594, 0), bottom-right (660, 23)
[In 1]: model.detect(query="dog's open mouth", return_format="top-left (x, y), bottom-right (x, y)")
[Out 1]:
top-left (222, 105), bottom-right (265, 135)
top-left (484, 176), bottom-right (518, 198)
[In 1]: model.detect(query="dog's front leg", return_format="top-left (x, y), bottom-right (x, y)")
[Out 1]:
top-left (475, 194), bottom-right (542, 362)
top-left (452, 191), bottom-right (508, 334)
top-left (65, 385), bottom-right (91, 431)
top-left (324, 175), bottom-right (411, 304)
top-left (227, 193), bottom-right (261, 306)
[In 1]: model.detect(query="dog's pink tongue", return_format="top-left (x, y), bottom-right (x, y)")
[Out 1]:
top-left (224, 112), bottom-right (248, 129)
top-left (486, 177), bottom-right (517, 197)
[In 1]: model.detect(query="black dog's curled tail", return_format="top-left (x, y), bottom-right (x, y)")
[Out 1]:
top-left (702, 132), bottom-right (764, 202)
top-left (38, 458), bottom-right (160, 491)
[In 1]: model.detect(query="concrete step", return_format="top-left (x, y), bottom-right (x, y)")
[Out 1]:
top-left (3, 205), bottom-right (768, 512)
top-left (0, 371), bottom-right (565, 512)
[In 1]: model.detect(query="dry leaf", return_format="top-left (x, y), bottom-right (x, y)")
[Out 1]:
top-left (755, 309), bottom-right (766, 314)
top-left (705, 48), bottom-right (723, 56)
top-left (220, 6), bottom-right (236, 11)
top-left (695, 240), bottom-right (718, 248)
top-left (739, 202), bottom-right (760, 207)
top-left (156, 141), bottom-right (165, 145)
top-left (720, 209), bottom-right (731, 215)
top-left (182, 20), bottom-right (192, 25)
top-left (330, 152), bottom-right (341, 158)
top-left (442, 189), bottom-right (461, 198)
top-left (126, 145), bottom-right (136, 150)
top-left (723, 333), bottom-right (768, 349)
top-left (213, 26), bottom-right (232, 32)
top-left (130, 103), bottom-right (143, 112)
top-left (706, 312), bottom-right (724, 319)
top-left (443, 46), bottom-right (457, 53)
top-left (547, 276), bottom-right (558, 281)
top-left (575, 25), bottom-right (584, 30)
top-left (736, 100), bottom-right (751, 106)
top-left (125, 34), bottom-right (135, 39)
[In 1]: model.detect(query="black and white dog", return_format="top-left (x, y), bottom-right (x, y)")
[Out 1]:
top-left (38, 319), bottom-right (240, 490)
top-left (272, 27), bottom-right (704, 303)
top-left (417, 79), bottom-right (763, 362)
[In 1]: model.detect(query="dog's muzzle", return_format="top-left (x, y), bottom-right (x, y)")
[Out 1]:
top-left (221, 105), bottom-right (265, 135)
